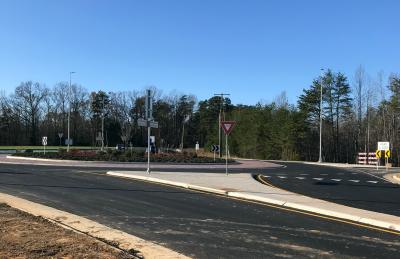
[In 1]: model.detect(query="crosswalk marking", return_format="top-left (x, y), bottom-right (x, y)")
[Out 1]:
top-left (261, 175), bottom-right (383, 185)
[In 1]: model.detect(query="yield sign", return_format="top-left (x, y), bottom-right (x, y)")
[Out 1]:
top-left (221, 121), bottom-right (236, 135)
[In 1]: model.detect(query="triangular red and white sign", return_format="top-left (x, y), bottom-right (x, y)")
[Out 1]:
top-left (221, 121), bottom-right (236, 135)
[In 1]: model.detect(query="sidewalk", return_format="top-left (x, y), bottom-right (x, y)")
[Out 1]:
top-left (107, 170), bottom-right (400, 233)
top-left (382, 173), bottom-right (400, 185)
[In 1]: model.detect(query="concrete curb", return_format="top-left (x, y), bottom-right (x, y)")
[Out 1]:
top-left (107, 171), bottom-right (400, 233)
top-left (5, 155), bottom-right (94, 164)
top-left (266, 159), bottom-right (379, 168)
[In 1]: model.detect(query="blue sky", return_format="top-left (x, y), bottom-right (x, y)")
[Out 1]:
top-left (0, 0), bottom-right (398, 104)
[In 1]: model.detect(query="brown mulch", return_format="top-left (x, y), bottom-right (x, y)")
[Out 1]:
top-left (0, 203), bottom-right (137, 259)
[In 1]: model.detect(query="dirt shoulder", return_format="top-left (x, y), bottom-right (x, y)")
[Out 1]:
top-left (0, 203), bottom-right (137, 258)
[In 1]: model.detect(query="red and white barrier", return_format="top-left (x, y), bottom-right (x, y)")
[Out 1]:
top-left (357, 152), bottom-right (378, 165)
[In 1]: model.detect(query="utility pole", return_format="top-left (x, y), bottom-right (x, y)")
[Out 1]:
top-left (146, 89), bottom-right (153, 174)
top-left (318, 69), bottom-right (324, 163)
top-left (214, 93), bottom-right (230, 158)
top-left (180, 115), bottom-right (190, 150)
top-left (67, 72), bottom-right (75, 152)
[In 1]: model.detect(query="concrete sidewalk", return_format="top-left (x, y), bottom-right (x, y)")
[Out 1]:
top-left (107, 170), bottom-right (400, 233)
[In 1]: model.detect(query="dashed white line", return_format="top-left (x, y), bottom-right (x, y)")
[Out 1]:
top-left (331, 179), bottom-right (342, 182)
top-left (278, 176), bottom-right (287, 179)
top-left (351, 168), bottom-right (391, 183)
top-left (295, 177), bottom-right (305, 180)
top-left (312, 178), bottom-right (323, 181)
top-left (348, 180), bottom-right (360, 183)
top-left (367, 180), bottom-right (378, 184)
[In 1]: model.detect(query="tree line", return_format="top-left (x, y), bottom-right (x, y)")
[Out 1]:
top-left (0, 66), bottom-right (399, 164)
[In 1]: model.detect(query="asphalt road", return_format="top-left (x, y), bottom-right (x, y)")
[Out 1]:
top-left (259, 162), bottom-right (400, 217)
top-left (0, 163), bottom-right (399, 258)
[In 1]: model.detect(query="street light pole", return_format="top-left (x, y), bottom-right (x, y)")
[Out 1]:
top-left (214, 93), bottom-right (230, 158)
top-left (318, 68), bottom-right (324, 163)
top-left (101, 96), bottom-right (105, 151)
top-left (67, 72), bottom-right (75, 152)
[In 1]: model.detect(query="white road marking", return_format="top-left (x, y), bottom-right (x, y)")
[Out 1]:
top-left (312, 178), bottom-right (323, 181)
top-left (278, 176), bottom-right (287, 179)
top-left (263, 175), bottom-right (271, 178)
top-left (367, 180), bottom-right (378, 184)
top-left (331, 179), bottom-right (342, 182)
top-left (351, 168), bottom-right (392, 184)
top-left (348, 180), bottom-right (360, 183)
top-left (295, 177), bottom-right (305, 180)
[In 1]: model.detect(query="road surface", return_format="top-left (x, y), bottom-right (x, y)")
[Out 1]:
top-left (0, 163), bottom-right (398, 258)
top-left (259, 162), bottom-right (400, 216)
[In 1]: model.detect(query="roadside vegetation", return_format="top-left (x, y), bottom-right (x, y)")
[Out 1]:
top-left (0, 146), bottom-right (92, 150)
top-left (12, 149), bottom-right (232, 163)
top-left (1, 67), bottom-right (399, 164)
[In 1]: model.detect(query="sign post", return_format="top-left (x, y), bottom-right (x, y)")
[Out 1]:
top-left (385, 150), bottom-right (391, 172)
top-left (58, 133), bottom-right (63, 146)
top-left (42, 136), bottom-right (48, 155)
top-left (211, 144), bottom-right (220, 161)
top-left (221, 121), bottom-right (236, 175)
top-left (375, 150), bottom-right (381, 170)
top-left (377, 142), bottom-right (390, 171)
top-left (137, 90), bottom-right (159, 174)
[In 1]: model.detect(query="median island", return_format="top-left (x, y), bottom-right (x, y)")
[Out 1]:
top-left (12, 149), bottom-right (235, 164)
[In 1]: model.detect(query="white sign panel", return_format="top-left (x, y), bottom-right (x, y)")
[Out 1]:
top-left (378, 142), bottom-right (390, 150)
top-left (138, 118), bottom-right (147, 127)
top-left (42, 136), bottom-right (48, 146)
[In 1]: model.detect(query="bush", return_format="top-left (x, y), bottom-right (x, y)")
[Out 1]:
top-left (12, 149), bottom-right (234, 163)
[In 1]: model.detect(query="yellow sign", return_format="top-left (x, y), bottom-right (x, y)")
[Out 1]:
top-left (376, 150), bottom-right (381, 158)
top-left (385, 150), bottom-right (391, 158)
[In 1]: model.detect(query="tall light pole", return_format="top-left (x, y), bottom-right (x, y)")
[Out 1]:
top-left (67, 72), bottom-right (76, 152)
top-left (101, 95), bottom-right (105, 151)
top-left (318, 68), bottom-right (324, 163)
top-left (214, 93), bottom-right (230, 158)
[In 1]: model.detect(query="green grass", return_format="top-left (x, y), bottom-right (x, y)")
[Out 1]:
top-left (0, 146), bottom-right (93, 150)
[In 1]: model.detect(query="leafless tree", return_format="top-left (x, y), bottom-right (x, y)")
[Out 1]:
top-left (11, 81), bottom-right (49, 145)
